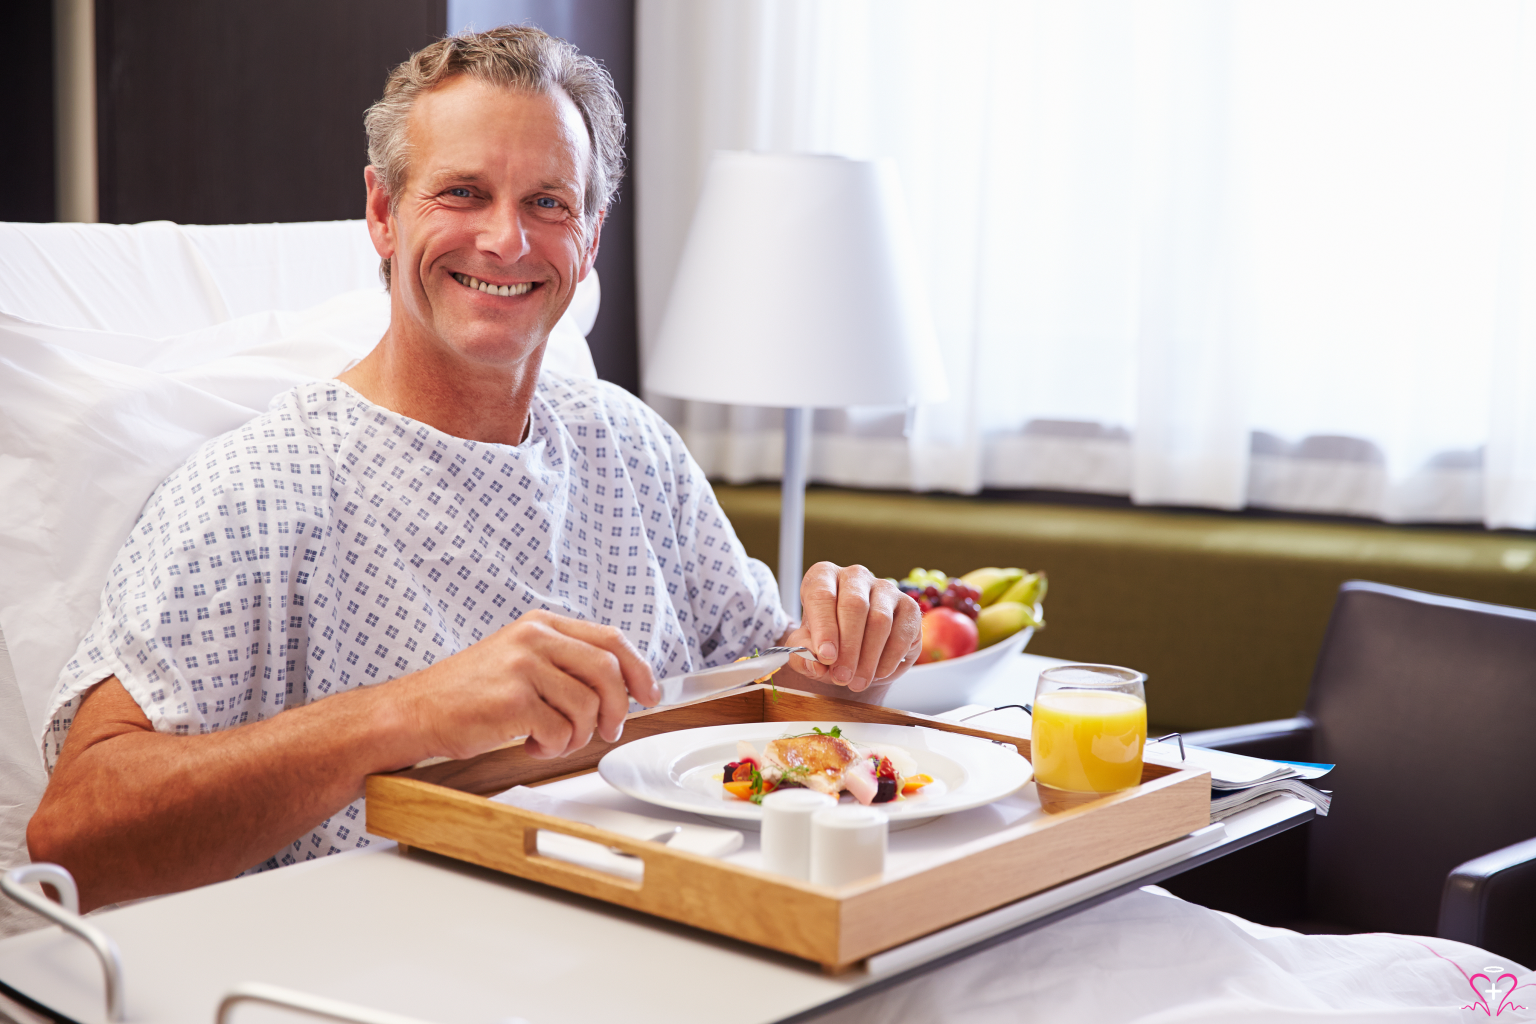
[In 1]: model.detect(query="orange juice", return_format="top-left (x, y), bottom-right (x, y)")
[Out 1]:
top-left (1031, 689), bottom-right (1147, 793)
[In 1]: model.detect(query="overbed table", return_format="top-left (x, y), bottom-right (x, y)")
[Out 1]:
top-left (0, 654), bottom-right (1315, 1024)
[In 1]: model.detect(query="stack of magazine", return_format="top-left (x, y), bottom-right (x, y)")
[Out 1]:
top-left (1148, 740), bottom-right (1333, 821)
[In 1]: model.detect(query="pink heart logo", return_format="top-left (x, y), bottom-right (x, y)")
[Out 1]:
top-left (1414, 941), bottom-right (1527, 1016)
top-left (1465, 972), bottom-right (1524, 1016)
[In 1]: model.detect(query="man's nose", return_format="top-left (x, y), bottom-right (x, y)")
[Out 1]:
top-left (478, 200), bottom-right (532, 264)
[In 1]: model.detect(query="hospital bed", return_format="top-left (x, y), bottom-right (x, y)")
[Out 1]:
top-left (0, 218), bottom-right (600, 939)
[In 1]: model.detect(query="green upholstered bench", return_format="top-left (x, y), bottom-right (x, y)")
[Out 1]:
top-left (713, 484), bottom-right (1536, 733)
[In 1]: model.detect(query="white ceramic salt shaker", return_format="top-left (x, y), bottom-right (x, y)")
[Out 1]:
top-left (809, 804), bottom-right (889, 887)
top-left (760, 789), bottom-right (837, 879)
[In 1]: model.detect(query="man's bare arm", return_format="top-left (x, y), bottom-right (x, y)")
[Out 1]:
top-left (27, 612), bottom-right (658, 913)
top-left (27, 674), bottom-right (421, 912)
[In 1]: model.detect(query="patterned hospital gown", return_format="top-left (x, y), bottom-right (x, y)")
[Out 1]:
top-left (43, 374), bottom-right (788, 873)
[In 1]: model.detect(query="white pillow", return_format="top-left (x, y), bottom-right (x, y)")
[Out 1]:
top-left (0, 218), bottom-right (603, 343)
top-left (0, 219), bottom-right (383, 335)
top-left (0, 220), bottom-right (235, 336)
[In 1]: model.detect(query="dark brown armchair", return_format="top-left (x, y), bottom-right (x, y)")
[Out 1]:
top-left (1163, 580), bottom-right (1536, 967)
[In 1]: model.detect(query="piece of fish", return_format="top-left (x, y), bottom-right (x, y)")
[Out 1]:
top-left (764, 734), bottom-right (861, 797)
top-left (841, 758), bottom-right (879, 805)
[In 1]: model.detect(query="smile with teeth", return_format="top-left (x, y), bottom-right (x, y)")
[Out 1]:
top-left (451, 272), bottom-right (534, 297)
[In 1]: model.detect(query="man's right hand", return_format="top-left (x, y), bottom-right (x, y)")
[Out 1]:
top-left (403, 610), bottom-right (660, 762)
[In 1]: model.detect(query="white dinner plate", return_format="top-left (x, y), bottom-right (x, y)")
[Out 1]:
top-left (597, 721), bottom-right (1034, 828)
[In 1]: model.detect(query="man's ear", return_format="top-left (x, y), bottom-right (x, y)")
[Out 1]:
top-left (365, 166), bottom-right (396, 262)
top-left (577, 209), bottom-right (605, 282)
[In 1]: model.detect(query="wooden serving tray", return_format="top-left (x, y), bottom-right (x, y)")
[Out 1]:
top-left (365, 686), bottom-right (1210, 970)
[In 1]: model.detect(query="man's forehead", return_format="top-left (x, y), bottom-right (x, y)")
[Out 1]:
top-left (404, 77), bottom-right (591, 185)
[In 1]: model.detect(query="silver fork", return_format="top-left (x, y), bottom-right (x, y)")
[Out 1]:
top-left (757, 645), bottom-right (820, 661)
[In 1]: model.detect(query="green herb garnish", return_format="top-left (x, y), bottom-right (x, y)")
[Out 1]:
top-left (746, 763), bottom-right (772, 804)
top-left (783, 725), bottom-right (849, 741)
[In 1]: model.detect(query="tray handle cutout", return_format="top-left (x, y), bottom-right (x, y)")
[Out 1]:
top-left (367, 775), bottom-right (681, 898)
top-left (494, 807), bottom-right (674, 896)
top-left (522, 825), bottom-right (647, 890)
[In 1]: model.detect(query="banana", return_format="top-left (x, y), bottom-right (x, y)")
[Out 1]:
top-left (999, 571), bottom-right (1047, 608)
top-left (960, 567), bottom-right (1025, 606)
top-left (975, 601), bottom-right (1041, 648)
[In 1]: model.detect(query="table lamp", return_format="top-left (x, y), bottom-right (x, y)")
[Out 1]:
top-left (646, 152), bottom-right (947, 620)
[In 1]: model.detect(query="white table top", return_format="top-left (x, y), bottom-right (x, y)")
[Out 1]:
top-left (0, 648), bottom-right (1312, 1024)
top-left (2, 842), bottom-right (870, 1024)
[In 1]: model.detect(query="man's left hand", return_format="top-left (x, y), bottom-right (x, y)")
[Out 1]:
top-left (779, 562), bottom-right (923, 691)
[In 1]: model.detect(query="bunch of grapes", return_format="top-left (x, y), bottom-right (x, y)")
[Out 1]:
top-left (896, 568), bottom-right (982, 620)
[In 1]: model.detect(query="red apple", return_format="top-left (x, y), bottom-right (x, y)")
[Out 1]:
top-left (917, 607), bottom-right (979, 664)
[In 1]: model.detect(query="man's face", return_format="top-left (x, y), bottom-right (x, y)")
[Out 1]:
top-left (366, 77), bottom-right (601, 369)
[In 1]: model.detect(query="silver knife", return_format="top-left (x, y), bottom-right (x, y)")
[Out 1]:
top-left (657, 646), bottom-right (818, 705)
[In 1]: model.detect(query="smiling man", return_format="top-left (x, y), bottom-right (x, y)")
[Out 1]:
top-left (27, 27), bottom-right (922, 913)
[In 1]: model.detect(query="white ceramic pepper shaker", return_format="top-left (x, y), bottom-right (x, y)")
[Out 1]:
top-left (760, 789), bottom-right (837, 879)
top-left (809, 804), bottom-right (888, 887)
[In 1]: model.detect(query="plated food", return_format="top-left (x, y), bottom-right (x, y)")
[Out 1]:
top-left (597, 721), bottom-right (1034, 827)
top-left (719, 726), bottom-right (934, 804)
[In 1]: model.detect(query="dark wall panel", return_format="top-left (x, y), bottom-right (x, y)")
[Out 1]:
top-left (564, 0), bottom-right (639, 396)
top-left (451, 0), bottom-right (638, 393)
top-left (95, 0), bottom-right (446, 225)
top-left (0, 1), bottom-right (57, 221)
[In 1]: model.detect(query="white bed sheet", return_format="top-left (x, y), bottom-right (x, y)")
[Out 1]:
top-left (0, 633), bottom-right (44, 941)
top-left (817, 887), bottom-right (1533, 1023)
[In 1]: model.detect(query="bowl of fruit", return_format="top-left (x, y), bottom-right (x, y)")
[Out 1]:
top-left (881, 567), bottom-right (1046, 715)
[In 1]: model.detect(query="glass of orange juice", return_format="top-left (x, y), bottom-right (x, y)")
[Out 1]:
top-left (1031, 664), bottom-right (1147, 801)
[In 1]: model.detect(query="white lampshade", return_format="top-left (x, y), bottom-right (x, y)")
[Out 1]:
top-left (646, 152), bottom-right (948, 408)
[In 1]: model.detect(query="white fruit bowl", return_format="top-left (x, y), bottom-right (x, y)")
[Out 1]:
top-left (881, 604), bottom-right (1042, 715)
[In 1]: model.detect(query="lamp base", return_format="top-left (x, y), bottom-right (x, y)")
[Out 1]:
top-left (778, 407), bottom-right (812, 621)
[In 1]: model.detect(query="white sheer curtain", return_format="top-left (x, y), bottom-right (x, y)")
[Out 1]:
top-left (635, 0), bottom-right (1536, 528)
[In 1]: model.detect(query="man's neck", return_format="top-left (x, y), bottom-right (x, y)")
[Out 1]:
top-left (338, 323), bottom-right (543, 447)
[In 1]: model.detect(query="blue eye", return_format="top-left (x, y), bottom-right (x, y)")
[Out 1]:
top-left (447, 188), bottom-right (472, 198)
top-left (536, 197), bottom-right (559, 209)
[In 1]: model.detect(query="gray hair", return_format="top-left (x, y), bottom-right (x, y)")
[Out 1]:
top-left (363, 26), bottom-right (626, 287)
